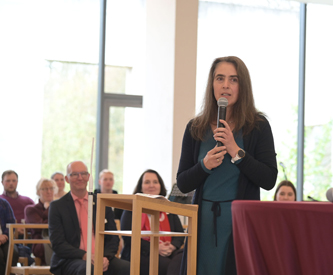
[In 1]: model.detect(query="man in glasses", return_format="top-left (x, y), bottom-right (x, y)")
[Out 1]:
top-left (49, 161), bottom-right (130, 275)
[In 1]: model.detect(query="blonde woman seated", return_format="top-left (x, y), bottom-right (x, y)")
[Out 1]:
top-left (121, 169), bottom-right (184, 275)
top-left (24, 178), bottom-right (57, 265)
top-left (51, 172), bottom-right (67, 200)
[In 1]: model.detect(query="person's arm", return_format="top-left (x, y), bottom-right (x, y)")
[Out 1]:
top-left (3, 199), bottom-right (16, 237)
top-left (177, 122), bottom-right (211, 194)
top-left (49, 200), bottom-right (86, 260)
top-left (237, 118), bottom-right (277, 191)
top-left (24, 205), bottom-right (45, 258)
top-left (169, 214), bottom-right (185, 249)
top-left (102, 206), bottom-right (120, 259)
top-left (25, 204), bottom-right (48, 224)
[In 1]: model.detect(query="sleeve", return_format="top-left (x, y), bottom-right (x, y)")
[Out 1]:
top-left (237, 118), bottom-right (278, 191)
top-left (25, 204), bottom-right (48, 224)
top-left (24, 205), bottom-right (45, 258)
top-left (103, 206), bottom-right (120, 259)
top-left (176, 122), bottom-right (210, 194)
top-left (49, 200), bottom-right (86, 260)
top-left (169, 214), bottom-right (185, 249)
top-left (3, 200), bottom-right (16, 236)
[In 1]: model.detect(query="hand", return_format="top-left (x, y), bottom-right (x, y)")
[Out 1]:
top-left (203, 145), bottom-right (227, 170)
top-left (159, 241), bottom-right (176, 257)
top-left (0, 234), bottom-right (8, 245)
top-left (17, 228), bottom-right (24, 235)
top-left (102, 257), bottom-right (109, 272)
top-left (213, 119), bottom-right (239, 158)
top-left (89, 254), bottom-right (109, 272)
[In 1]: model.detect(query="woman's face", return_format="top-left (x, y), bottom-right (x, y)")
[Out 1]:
top-left (213, 62), bottom-right (239, 109)
top-left (276, 186), bottom-right (295, 201)
top-left (53, 173), bottom-right (65, 191)
top-left (38, 182), bottom-right (55, 203)
top-left (141, 172), bottom-right (161, 196)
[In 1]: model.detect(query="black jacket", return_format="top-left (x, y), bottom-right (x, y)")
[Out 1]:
top-left (49, 192), bottom-right (119, 275)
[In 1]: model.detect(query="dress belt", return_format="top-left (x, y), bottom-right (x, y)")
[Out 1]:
top-left (202, 198), bottom-right (234, 247)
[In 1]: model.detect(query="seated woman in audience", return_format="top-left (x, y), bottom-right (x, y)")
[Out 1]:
top-left (51, 172), bottom-right (67, 200)
top-left (24, 178), bottom-right (57, 265)
top-left (121, 169), bottom-right (184, 275)
top-left (273, 180), bottom-right (296, 201)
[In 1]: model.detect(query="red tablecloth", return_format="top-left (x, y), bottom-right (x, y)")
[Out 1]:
top-left (232, 201), bottom-right (333, 275)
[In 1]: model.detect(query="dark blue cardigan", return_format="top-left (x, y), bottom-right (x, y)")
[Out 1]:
top-left (177, 115), bottom-right (278, 274)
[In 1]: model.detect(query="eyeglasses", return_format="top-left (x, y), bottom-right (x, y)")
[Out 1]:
top-left (40, 187), bottom-right (55, 192)
top-left (68, 172), bottom-right (90, 179)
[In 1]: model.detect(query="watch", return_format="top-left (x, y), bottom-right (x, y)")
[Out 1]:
top-left (231, 149), bottom-right (245, 163)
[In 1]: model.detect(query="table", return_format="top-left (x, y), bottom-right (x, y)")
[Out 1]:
top-left (232, 201), bottom-right (333, 275)
top-left (94, 194), bottom-right (198, 275)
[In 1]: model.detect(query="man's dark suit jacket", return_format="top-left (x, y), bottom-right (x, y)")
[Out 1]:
top-left (48, 192), bottom-right (119, 275)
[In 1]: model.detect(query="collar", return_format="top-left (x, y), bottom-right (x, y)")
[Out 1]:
top-left (71, 191), bottom-right (88, 202)
top-left (2, 191), bottom-right (18, 198)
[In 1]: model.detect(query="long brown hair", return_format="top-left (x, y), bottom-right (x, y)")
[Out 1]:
top-left (191, 56), bottom-right (262, 140)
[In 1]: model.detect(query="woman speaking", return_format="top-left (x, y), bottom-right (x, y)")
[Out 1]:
top-left (177, 56), bottom-right (277, 275)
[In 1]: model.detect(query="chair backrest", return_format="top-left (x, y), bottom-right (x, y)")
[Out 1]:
top-left (5, 223), bottom-right (51, 275)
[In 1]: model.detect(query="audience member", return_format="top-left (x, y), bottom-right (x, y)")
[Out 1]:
top-left (94, 169), bottom-right (123, 220)
top-left (273, 180), bottom-right (296, 201)
top-left (24, 178), bottom-right (57, 265)
top-left (51, 172), bottom-right (67, 200)
top-left (0, 197), bottom-right (19, 274)
top-left (1, 170), bottom-right (34, 236)
top-left (121, 169), bottom-right (184, 275)
top-left (49, 161), bottom-right (130, 275)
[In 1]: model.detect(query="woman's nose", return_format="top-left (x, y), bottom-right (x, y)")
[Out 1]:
top-left (222, 79), bottom-right (230, 88)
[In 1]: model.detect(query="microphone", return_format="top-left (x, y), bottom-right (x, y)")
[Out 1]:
top-left (326, 188), bottom-right (333, 202)
top-left (307, 195), bottom-right (318, 202)
top-left (216, 97), bottom-right (228, 147)
top-left (279, 162), bottom-right (288, 180)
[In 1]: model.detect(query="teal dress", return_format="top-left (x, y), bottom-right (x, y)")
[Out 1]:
top-left (197, 129), bottom-right (243, 275)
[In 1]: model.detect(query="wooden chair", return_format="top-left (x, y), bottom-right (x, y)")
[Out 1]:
top-left (14, 223), bottom-right (43, 267)
top-left (5, 223), bottom-right (53, 275)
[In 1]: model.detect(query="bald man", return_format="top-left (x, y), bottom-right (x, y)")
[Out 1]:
top-left (49, 161), bottom-right (129, 275)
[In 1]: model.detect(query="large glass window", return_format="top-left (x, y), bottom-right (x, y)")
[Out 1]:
top-left (197, 0), bottom-right (300, 200)
top-left (303, 3), bottom-right (333, 201)
top-left (0, 0), bottom-right (145, 200)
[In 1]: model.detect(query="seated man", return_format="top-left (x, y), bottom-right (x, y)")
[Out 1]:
top-left (49, 161), bottom-right (130, 275)
top-left (0, 197), bottom-right (18, 274)
top-left (94, 169), bottom-right (123, 220)
top-left (1, 170), bottom-right (34, 237)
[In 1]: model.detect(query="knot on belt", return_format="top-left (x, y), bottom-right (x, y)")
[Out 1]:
top-left (202, 198), bottom-right (233, 247)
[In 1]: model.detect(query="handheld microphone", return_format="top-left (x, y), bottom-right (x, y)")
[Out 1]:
top-left (326, 188), bottom-right (333, 202)
top-left (216, 97), bottom-right (228, 147)
top-left (279, 162), bottom-right (288, 180)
